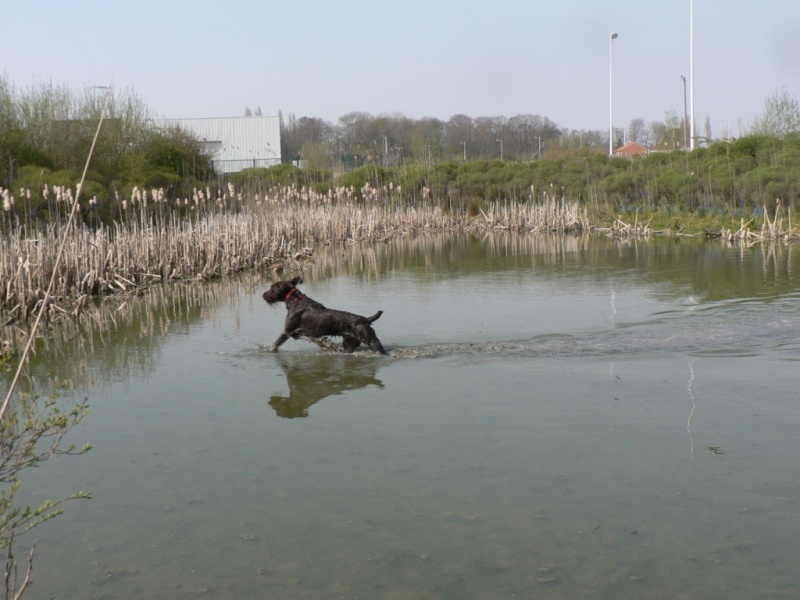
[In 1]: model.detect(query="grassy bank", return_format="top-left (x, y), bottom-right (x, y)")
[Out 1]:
top-left (2, 170), bottom-right (799, 326)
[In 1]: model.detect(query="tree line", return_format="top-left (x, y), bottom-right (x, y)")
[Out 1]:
top-left (2, 75), bottom-right (799, 231)
top-left (280, 87), bottom-right (800, 167)
top-left (0, 76), bottom-right (214, 197)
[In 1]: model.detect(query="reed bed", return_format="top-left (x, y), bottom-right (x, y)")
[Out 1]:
top-left (599, 203), bottom-right (798, 242)
top-left (1, 184), bottom-right (587, 324)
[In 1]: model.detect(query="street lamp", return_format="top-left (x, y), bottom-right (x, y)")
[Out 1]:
top-left (689, 0), bottom-right (695, 150)
top-left (496, 139), bottom-right (503, 160)
top-left (609, 32), bottom-right (619, 157)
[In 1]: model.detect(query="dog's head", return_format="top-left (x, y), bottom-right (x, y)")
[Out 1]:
top-left (262, 276), bottom-right (303, 305)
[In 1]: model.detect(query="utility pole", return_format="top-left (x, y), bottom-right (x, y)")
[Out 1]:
top-left (609, 32), bottom-right (619, 156)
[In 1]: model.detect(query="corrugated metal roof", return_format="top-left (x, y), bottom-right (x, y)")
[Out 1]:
top-left (162, 116), bottom-right (282, 173)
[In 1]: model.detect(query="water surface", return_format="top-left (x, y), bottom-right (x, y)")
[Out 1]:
top-left (8, 233), bottom-right (800, 599)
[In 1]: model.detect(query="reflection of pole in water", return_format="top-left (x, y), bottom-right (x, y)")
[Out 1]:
top-left (687, 363), bottom-right (696, 469)
top-left (609, 285), bottom-right (617, 323)
top-left (608, 284), bottom-right (618, 381)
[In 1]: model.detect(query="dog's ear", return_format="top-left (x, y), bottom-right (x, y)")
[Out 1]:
top-left (291, 276), bottom-right (303, 286)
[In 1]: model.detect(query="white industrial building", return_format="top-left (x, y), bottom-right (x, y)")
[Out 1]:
top-left (162, 116), bottom-right (281, 173)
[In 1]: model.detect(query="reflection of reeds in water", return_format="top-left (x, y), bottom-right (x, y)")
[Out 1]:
top-left (0, 279), bottom-right (236, 394)
top-left (2, 188), bottom-right (588, 323)
top-left (308, 232), bottom-right (595, 282)
top-left (4, 232), bottom-right (799, 394)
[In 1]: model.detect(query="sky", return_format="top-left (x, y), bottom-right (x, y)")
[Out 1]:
top-left (3, 0), bottom-right (799, 137)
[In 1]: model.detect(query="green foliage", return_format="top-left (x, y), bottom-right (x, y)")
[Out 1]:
top-left (0, 381), bottom-right (91, 598)
top-left (224, 164), bottom-right (333, 200)
top-left (338, 164), bottom-right (392, 197)
top-left (139, 126), bottom-right (214, 183)
top-left (2, 73), bottom-right (799, 231)
top-left (0, 76), bottom-right (214, 210)
top-left (750, 86), bottom-right (800, 137)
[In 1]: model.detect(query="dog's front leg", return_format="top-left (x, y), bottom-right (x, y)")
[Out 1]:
top-left (270, 331), bottom-right (292, 352)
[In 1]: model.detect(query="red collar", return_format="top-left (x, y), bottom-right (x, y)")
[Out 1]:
top-left (285, 287), bottom-right (302, 301)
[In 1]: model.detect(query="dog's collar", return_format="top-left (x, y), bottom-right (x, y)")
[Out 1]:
top-left (285, 287), bottom-right (303, 302)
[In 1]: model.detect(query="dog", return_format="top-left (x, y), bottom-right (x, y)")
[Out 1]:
top-left (262, 277), bottom-right (388, 355)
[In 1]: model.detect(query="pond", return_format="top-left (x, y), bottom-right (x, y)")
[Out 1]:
top-left (9, 233), bottom-right (800, 599)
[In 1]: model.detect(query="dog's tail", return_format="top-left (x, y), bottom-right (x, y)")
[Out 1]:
top-left (366, 310), bottom-right (383, 323)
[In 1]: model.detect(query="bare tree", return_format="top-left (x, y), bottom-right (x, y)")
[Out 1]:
top-left (652, 110), bottom-right (684, 150)
top-left (627, 118), bottom-right (648, 145)
top-left (749, 86), bottom-right (800, 137)
top-left (444, 114), bottom-right (473, 160)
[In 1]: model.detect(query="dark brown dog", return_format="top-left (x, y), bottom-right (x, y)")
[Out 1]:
top-left (263, 277), bottom-right (388, 355)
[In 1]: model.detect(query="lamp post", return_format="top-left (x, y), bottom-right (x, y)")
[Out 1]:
top-left (496, 139), bottom-right (503, 160)
top-left (689, 0), bottom-right (695, 150)
top-left (609, 32), bottom-right (619, 157)
top-left (681, 75), bottom-right (689, 150)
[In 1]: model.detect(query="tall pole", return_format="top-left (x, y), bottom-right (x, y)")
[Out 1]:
top-left (681, 75), bottom-right (689, 150)
top-left (689, 0), bottom-right (695, 150)
top-left (609, 32), bottom-right (618, 157)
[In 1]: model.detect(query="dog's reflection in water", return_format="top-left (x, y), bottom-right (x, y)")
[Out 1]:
top-left (269, 352), bottom-right (384, 418)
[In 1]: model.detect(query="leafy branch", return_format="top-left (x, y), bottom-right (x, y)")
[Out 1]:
top-left (0, 383), bottom-right (92, 599)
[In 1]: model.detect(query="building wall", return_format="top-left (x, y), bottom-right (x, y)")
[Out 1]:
top-left (163, 116), bottom-right (281, 173)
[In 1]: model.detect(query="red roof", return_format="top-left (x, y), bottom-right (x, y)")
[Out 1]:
top-left (613, 142), bottom-right (649, 158)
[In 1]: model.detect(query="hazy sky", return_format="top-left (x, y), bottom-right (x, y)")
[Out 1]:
top-left (4, 1), bottom-right (799, 137)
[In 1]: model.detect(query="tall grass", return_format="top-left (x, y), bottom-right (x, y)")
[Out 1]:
top-left (5, 175), bottom-right (798, 325)
top-left (1, 183), bottom-right (588, 323)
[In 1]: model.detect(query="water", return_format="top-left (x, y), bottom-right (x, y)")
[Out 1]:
top-left (6, 233), bottom-right (800, 599)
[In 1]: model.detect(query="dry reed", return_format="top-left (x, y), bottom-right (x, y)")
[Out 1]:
top-left (600, 202), bottom-right (798, 242)
top-left (1, 183), bottom-right (588, 324)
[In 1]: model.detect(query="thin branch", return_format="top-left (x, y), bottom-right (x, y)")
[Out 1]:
top-left (0, 89), bottom-right (112, 422)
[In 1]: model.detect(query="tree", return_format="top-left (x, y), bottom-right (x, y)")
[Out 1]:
top-left (750, 86), bottom-right (800, 137)
top-left (627, 118), bottom-right (649, 146)
top-left (444, 114), bottom-right (474, 160)
top-left (280, 114), bottom-right (330, 162)
top-left (652, 110), bottom-right (685, 151)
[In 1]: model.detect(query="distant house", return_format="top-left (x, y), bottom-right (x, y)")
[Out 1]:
top-left (612, 142), bottom-right (650, 159)
top-left (161, 116), bottom-right (281, 173)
